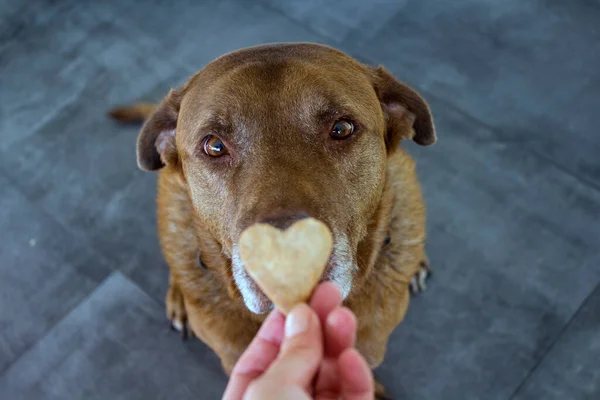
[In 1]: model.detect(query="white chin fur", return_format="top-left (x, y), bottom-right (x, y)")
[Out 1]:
top-left (328, 234), bottom-right (355, 298)
top-left (231, 235), bottom-right (355, 314)
top-left (232, 245), bottom-right (271, 314)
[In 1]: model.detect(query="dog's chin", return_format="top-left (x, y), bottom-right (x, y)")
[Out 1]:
top-left (235, 269), bottom-right (274, 314)
top-left (235, 267), bottom-right (354, 315)
top-left (233, 264), bottom-right (354, 315)
top-left (231, 242), bottom-right (355, 314)
top-left (231, 252), bottom-right (274, 314)
top-left (320, 263), bottom-right (354, 299)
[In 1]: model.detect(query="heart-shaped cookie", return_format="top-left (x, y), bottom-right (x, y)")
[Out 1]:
top-left (239, 218), bottom-right (333, 315)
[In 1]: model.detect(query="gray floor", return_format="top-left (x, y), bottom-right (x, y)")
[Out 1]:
top-left (1, 0), bottom-right (599, 399)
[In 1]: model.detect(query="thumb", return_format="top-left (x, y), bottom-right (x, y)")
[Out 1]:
top-left (258, 304), bottom-right (323, 388)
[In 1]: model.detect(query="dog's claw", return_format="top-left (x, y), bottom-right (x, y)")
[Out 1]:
top-left (166, 283), bottom-right (193, 340)
top-left (169, 318), bottom-right (193, 340)
top-left (410, 260), bottom-right (431, 294)
top-left (171, 318), bottom-right (184, 332)
top-left (181, 322), bottom-right (190, 340)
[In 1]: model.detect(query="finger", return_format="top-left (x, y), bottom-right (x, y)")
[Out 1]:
top-left (338, 348), bottom-right (374, 400)
top-left (309, 282), bottom-right (342, 324)
top-left (244, 381), bottom-right (310, 400)
top-left (259, 304), bottom-right (323, 388)
top-left (223, 311), bottom-right (285, 400)
top-left (314, 358), bottom-right (340, 399)
top-left (325, 306), bottom-right (356, 357)
top-left (314, 307), bottom-right (357, 397)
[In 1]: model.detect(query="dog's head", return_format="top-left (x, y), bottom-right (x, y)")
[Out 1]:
top-left (137, 43), bottom-right (435, 313)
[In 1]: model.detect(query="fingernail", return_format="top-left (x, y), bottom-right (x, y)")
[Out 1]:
top-left (285, 304), bottom-right (311, 338)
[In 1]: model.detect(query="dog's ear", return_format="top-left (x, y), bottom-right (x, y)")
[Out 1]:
top-left (136, 88), bottom-right (184, 171)
top-left (371, 66), bottom-right (436, 150)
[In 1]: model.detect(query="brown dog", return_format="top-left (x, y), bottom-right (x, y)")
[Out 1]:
top-left (110, 42), bottom-right (434, 387)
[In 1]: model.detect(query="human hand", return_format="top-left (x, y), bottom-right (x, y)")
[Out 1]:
top-left (222, 283), bottom-right (374, 400)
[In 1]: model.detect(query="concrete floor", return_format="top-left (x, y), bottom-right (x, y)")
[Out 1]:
top-left (1, 1), bottom-right (599, 399)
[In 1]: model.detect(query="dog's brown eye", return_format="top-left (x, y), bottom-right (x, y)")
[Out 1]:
top-left (203, 136), bottom-right (228, 157)
top-left (330, 119), bottom-right (354, 139)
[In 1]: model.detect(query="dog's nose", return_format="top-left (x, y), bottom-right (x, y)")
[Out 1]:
top-left (259, 213), bottom-right (310, 230)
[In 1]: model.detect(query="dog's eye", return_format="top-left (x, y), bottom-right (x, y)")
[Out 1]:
top-left (330, 119), bottom-right (354, 139)
top-left (203, 136), bottom-right (228, 157)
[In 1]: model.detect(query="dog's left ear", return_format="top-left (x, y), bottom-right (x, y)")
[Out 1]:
top-left (370, 66), bottom-right (436, 150)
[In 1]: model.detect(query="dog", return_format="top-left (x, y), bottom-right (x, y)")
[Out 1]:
top-left (110, 42), bottom-right (435, 394)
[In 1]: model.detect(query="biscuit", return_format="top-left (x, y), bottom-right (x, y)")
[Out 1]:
top-left (239, 218), bottom-right (333, 315)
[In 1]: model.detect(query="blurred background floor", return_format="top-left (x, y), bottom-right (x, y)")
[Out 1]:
top-left (1, 1), bottom-right (599, 399)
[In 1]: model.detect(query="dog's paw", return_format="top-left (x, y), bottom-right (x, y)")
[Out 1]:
top-left (410, 259), bottom-right (431, 295)
top-left (166, 284), bottom-right (193, 340)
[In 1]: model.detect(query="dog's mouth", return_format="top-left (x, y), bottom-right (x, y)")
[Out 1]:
top-left (232, 242), bottom-right (355, 314)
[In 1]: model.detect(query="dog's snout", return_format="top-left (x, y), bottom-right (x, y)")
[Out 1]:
top-left (259, 213), bottom-right (310, 230)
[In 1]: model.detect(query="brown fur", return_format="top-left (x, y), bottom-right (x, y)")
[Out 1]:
top-left (110, 43), bottom-right (434, 387)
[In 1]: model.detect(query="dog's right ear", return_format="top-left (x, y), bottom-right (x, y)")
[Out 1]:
top-left (136, 88), bottom-right (183, 171)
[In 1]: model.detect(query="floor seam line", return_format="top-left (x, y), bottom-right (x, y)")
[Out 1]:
top-left (0, 276), bottom-right (107, 380)
top-left (507, 281), bottom-right (600, 399)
